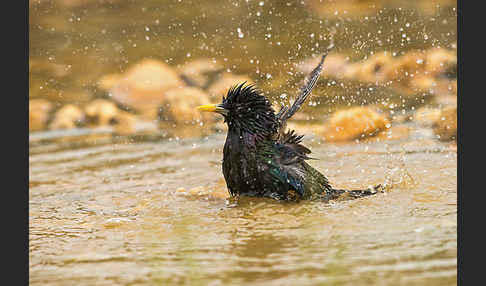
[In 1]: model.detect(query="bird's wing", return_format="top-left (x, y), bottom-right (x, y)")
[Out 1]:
top-left (264, 141), bottom-right (312, 198)
top-left (276, 51), bottom-right (331, 135)
top-left (278, 129), bottom-right (311, 158)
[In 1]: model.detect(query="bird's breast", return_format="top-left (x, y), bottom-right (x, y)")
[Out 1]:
top-left (222, 133), bottom-right (262, 195)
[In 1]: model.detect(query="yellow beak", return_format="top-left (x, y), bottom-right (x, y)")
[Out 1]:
top-left (196, 104), bottom-right (227, 114)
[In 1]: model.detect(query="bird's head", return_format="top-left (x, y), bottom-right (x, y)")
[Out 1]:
top-left (197, 83), bottom-right (277, 135)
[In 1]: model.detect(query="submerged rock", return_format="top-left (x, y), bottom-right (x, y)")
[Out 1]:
top-left (84, 99), bottom-right (120, 126)
top-left (413, 106), bottom-right (442, 126)
top-left (178, 58), bottom-right (224, 89)
top-left (298, 48), bottom-right (457, 98)
top-left (97, 73), bottom-right (122, 92)
top-left (84, 99), bottom-right (137, 135)
top-left (408, 75), bottom-right (437, 91)
top-left (99, 59), bottom-right (185, 112)
top-left (29, 99), bottom-right (54, 132)
top-left (425, 47), bottom-right (457, 78)
top-left (158, 87), bottom-right (214, 125)
top-left (299, 54), bottom-right (351, 79)
top-left (383, 51), bottom-right (427, 84)
top-left (434, 93), bottom-right (457, 107)
top-left (374, 125), bottom-right (411, 141)
top-left (113, 111), bottom-right (137, 136)
top-left (207, 73), bottom-right (253, 98)
top-left (49, 104), bottom-right (85, 130)
top-left (346, 52), bottom-right (393, 83)
top-left (433, 106), bottom-right (457, 141)
top-left (383, 48), bottom-right (456, 89)
top-left (323, 107), bottom-right (390, 142)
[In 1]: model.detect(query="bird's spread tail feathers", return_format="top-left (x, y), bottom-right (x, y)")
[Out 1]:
top-left (277, 54), bottom-right (326, 126)
top-left (323, 184), bottom-right (385, 201)
top-left (277, 45), bottom-right (334, 130)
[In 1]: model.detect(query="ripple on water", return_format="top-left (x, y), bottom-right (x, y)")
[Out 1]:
top-left (29, 131), bottom-right (456, 285)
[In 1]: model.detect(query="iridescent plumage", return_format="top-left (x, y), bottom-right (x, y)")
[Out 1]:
top-left (199, 53), bottom-right (382, 201)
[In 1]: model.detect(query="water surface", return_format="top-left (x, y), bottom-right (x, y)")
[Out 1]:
top-left (29, 126), bottom-right (457, 285)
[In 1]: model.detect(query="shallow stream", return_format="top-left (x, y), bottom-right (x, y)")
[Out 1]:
top-left (29, 125), bottom-right (457, 285)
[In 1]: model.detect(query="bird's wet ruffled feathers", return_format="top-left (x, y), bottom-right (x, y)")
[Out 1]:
top-left (198, 51), bottom-right (382, 202)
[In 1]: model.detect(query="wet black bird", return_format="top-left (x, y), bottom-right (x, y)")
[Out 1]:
top-left (197, 53), bottom-right (382, 201)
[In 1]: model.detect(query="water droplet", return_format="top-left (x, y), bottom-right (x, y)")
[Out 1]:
top-left (237, 28), bottom-right (244, 38)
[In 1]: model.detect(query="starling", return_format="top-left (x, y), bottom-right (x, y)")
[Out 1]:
top-left (197, 53), bottom-right (382, 201)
